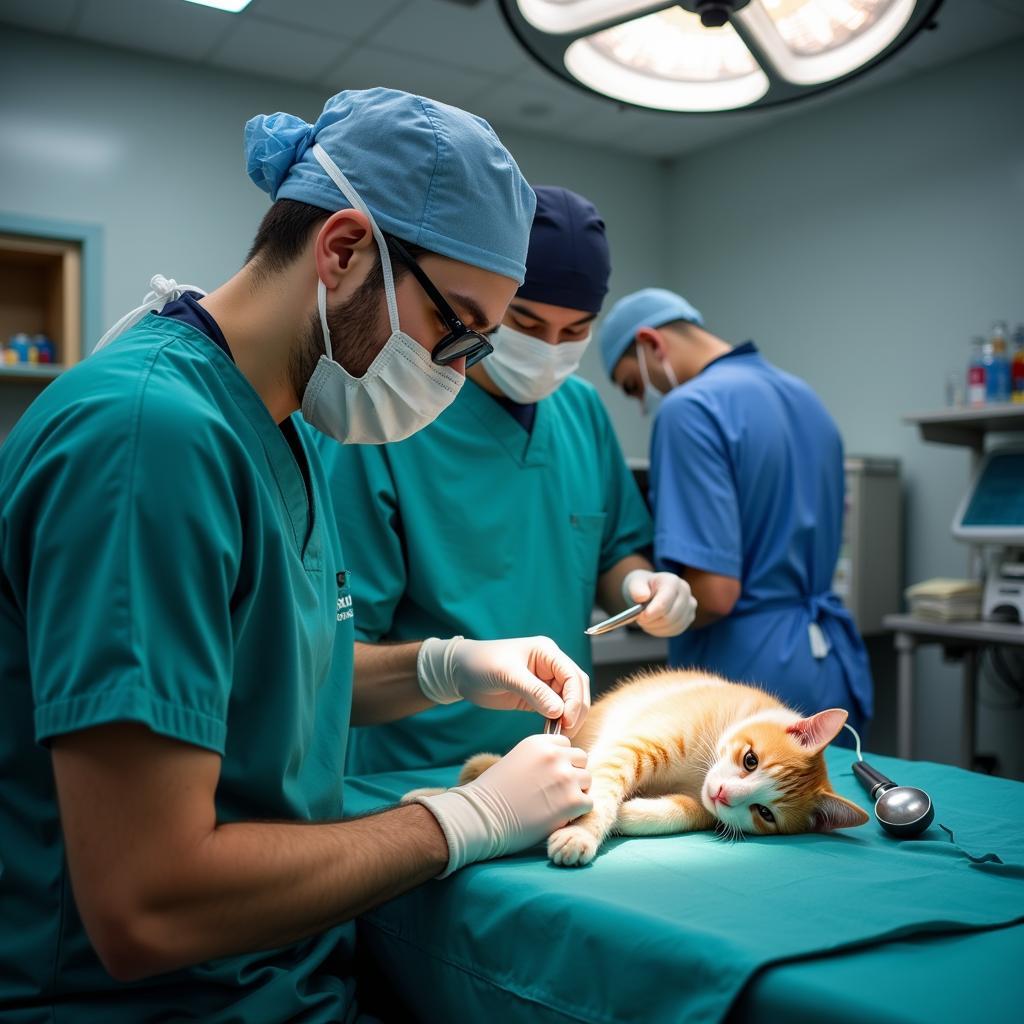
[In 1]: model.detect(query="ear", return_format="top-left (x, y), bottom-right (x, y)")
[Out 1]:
top-left (315, 209), bottom-right (374, 287)
top-left (811, 792), bottom-right (870, 832)
top-left (786, 708), bottom-right (848, 754)
top-left (635, 326), bottom-right (667, 359)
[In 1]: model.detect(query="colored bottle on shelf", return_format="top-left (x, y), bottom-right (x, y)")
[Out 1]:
top-left (967, 336), bottom-right (987, 407)
top-left (32, 334), bottom-right (55, 364)
top-left (1012, 324), bottom-right (1024, 405)
top-left (7, 333), bottom-right (31, 364)
top-left (987, 321), bottom-right (1011, 404)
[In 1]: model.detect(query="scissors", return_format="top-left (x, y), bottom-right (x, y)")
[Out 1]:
top-left (584, 602), bottom-right (646, 637)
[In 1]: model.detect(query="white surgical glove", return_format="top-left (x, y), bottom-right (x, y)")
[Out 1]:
top-left (622, 569), bottom-right (698, 638)
top-left (412, 734), bottom-right (593, 876)
top-left (417, 635), bottom-right (591, 734)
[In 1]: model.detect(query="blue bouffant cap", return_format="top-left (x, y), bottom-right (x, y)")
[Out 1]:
top-left (244, 88), bottom-right (536, 283)
top-left (599, 287), bottom-right (704, 377)
top-left (517, 186), bottom-right (610, 314)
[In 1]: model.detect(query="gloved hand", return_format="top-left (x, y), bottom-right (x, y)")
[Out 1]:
top-left (417, 635), bottom-right (591, 735)
top-left (411, 734), bottom-right (593, 876)
top-left (622, 569), bottom-right (697, 638)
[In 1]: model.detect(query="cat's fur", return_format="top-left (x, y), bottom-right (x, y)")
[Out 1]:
top-left (409, 669), bottom-right (869, 867)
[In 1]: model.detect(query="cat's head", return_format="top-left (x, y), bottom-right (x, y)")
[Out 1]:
top-left (700, 708), bottom-right (869, 835)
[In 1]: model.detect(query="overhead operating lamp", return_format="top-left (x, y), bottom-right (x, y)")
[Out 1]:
top-left (498, 0), bottom-right (943, 112)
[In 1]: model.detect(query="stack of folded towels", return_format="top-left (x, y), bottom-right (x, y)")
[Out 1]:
top-left (904, 578), bottom-right (983, 622)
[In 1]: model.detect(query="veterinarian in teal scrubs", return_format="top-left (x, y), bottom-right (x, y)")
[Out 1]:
top-left (322, 187), bottom-right (698, 775)
top-left (0, 89), bottom-right (595, 1023)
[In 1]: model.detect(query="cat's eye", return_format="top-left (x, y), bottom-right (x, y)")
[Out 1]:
top-left (753, 804), bottom-right (775, 824)
top-left (743, 750), bottom-right (758, 772)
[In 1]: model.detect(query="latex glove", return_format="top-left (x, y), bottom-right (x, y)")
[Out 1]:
top-left (622, 569), bottom-right (697, 638)
top-left (417, 635), bottom-right (591, 735)
top-left (411, 734), bottom-right (593, 876)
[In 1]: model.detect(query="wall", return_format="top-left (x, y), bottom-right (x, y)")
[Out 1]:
top-left (664, 37), bottom-right (1024, 775)
top-left (0, 27), bottom-right (670, 441)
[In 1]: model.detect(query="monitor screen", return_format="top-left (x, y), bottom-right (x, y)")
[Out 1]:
top-left (961, 453), bottom-right (1024, 527)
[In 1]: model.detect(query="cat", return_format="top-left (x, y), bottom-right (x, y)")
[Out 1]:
top-left (407, 669), bottom-right (869, 868)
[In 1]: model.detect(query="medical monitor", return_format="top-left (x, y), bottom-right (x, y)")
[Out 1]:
top-left (952, 446), bottom-right (1024, 545)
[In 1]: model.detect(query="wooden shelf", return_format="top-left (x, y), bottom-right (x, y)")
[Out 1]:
top-left (0, 231), bottom-right (82, 380)
top-left (0, 364), bottom-right (64, 383)
top-left (902, 404), bottom-right (1024, 447)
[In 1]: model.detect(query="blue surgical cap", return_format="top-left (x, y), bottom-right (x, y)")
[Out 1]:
top-left (599, 287), bottom-right (704, 377)
top-left (245, 88), bottom-right (536, 283)
top-left (518, 186), bottom-right (610, 314)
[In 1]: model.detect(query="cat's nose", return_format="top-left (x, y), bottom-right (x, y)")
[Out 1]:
top-left (713, 786), bottom-right (731, 807)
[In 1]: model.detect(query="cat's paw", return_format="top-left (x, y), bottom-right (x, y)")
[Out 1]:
top-left (459, 753), bottom-right (500, 785)
top-left (400, 786), bottom-right (447, 804)
top-left (547, 825), bottom-right (599, 867)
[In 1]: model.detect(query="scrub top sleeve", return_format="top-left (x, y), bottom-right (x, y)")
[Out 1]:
top-left (26, 391), bottom-right (241, 754)
top-left (651, 394), bottom-right (742, 579)
top-left (593, 394), bottom-right (653, 573)
top-left (328, 444), bottom-right (407, 644)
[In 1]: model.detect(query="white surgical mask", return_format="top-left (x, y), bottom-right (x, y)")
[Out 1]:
top-left (303, 144), bottom-right (464, 445)
top-left (484, 324), bottom-right (590, 403)
top-left (636, 342), bottom-right (679, 417)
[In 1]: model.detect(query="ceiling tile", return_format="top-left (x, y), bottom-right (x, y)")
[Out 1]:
top-left (982, 0), bottom-right (1024, 25)
top-left (320, 41), bottom-right (493, 109)
top-left (901, 0), bottom-right (1024, 67)
top-left (208, 16), bottom-right (352, 83)
top-left (365, 0), bottom-right (531, 77)
top-left (471, 78), bottom-right (579, 136)
top-left (247, 0), bottom-right (410, 40)
top-left (0, 0), bottom-right (80, 33)
top-left (75, 0), bottom-right (236, 63)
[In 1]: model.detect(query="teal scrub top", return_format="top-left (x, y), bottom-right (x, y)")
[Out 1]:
top-left (0, 316), bottom-right (357, 1023)
top-left (318, 376), bottom-right (652, 775)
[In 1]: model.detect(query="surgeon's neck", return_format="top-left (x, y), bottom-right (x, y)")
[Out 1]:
top-left (199, 265), bottom-right (308, 424)
top-left (671, 324), bottom-right (733, 383)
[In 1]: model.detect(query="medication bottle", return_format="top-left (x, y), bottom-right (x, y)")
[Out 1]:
top-left (988, 321), bottom-right (1011, 404)
top-left (967, 336), bottom-right (987, 407)
top-left (32, 334), bottom-right (55, 364)
top-left (1012, 324), bottom-right (1024, 405)
top-left (8, 333), bottom-right (31, 364)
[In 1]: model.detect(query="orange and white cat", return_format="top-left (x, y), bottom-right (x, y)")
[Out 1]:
top-left (416, 669), bottom-right (869, 868)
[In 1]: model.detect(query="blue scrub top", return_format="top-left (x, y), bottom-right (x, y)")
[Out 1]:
top-left (320, 376), bottom-right (653, 774)
top-left (0, 314), bottom-right (357, 1023)
top-left (651, 342), bottom-right (873, 727)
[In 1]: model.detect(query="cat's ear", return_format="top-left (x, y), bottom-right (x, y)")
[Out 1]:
top-left (811, 792), bottom-right (870, 832)
top-left (786, 708), bottom-right (848, 754)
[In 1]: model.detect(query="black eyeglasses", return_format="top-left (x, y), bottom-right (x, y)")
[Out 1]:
top-left (386, 235), bottom-right (494, 369)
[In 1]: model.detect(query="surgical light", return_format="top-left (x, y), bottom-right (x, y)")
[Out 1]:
top-left (499, 1), bottom-right (942, 112)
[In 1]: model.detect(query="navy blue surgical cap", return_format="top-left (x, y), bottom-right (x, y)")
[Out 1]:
top-left (517, 186), bottom-right (610, 314)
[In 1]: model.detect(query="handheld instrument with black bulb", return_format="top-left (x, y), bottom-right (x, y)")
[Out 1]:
top-left (844, 724), bottom-right (934, 838)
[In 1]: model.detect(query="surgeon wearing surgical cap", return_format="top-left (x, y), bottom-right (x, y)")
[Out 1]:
top-left (0, 90), bottom-right (595, 1022)
top-left (599, 288), bottom-right (873, 739)
top-left (326, 185), bottom-right (697, 777)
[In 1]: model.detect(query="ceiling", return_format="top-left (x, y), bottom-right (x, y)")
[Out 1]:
top-left (2, 0), bottom-right (1022, 158)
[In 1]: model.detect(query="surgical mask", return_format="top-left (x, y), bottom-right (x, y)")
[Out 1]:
top-left (636, 342), bottom-right (679, 417)
top-left (302, 143), bottom-right (464, 445)
top-left (484, 325), bottom-right (591, 403)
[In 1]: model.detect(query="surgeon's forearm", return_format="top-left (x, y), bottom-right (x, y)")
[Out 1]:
top-left (350, 640), bottom-right (434, 725)
top-left (53, 723), bottom-right (449, 984)
top-left (683, 568), bottom-right (741, 628)
top-left (106, 804), bottom-right (446, 981)
top-left (596, 554), bottom-right (651, 614)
